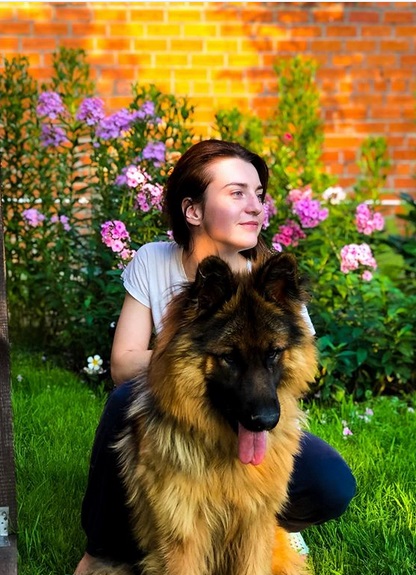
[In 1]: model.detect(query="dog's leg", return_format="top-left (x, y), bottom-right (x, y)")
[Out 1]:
top-left (80, 557), bottom-right (136, 575)
top-left (141, 530), bottom-right (211, 575)
top-left (271, 525), bottom-right (309, 575)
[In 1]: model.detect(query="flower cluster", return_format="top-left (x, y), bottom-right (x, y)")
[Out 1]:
top-left (22, 208), bottom-right (72, 231)
top-left (37, 91), bottom-right (65, 119)
top-left (340, 243), bottom-right (377, 279)
top-left (94, 101), bottom-right (160, 140)
top-left (115, 165), bottom-right (164, 213)
top-left (40, 124), bottom-right (68, 147)
top-left (101, 220), bottom-right (135, 263)
top-left (355, 203), bottom-right (385, 235)
top-left (22, 208), bottom-right (46, 227)
top-left (322, 186), bottom-right (347, 205)
top-left (37, 91), bottom-right (69, 148)
top-left (262, 193), bottom-right (277, 229)
top-left (50, 214), bottom-right (71, 231)
top-left (76, 97), bottom-right (105, 126)
top-left (272, 220), bottom-right (306, 252)
top-left (286, 186), bottom-right (328, 229)
top-left (142, 141), bottom-right (166, 165)
top-left (292, 197), bottom-right (329, 229)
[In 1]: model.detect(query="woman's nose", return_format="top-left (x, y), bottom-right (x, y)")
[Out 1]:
top-left (246, 193), bottom-right (263, 215)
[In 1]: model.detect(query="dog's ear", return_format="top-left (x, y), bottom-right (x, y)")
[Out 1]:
top-left (191, 256), bottom-right (236, 313)
top-left (255, 253), bottom-right (305, 304)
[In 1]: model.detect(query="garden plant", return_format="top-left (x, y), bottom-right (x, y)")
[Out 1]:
top-left (1, 47), bottom-right (415, 574)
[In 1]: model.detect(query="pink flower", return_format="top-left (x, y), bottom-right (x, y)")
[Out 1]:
top-left (287, 186), bottom-right (313, 205)
top-left (272, 220), bottom-right (306, 248)
top-left (22, 208), bottom-right (46, 227)
top-left (361, 270), bottom-right (373, 281)
top-left (101, 220), bottom-right (131, 253)
top-left (343, 427), bottom-right (353, 437)
top-left (355, 203), bottom-right (385, 235)
top-left (340, 243), bottom-right (377, 275)
top-left (262, 193), bottom-right (277, 229)
top-left (283, 132), bottom-right (293, 144)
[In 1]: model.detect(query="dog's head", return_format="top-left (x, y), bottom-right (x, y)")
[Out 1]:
top-left (151, 253), bottom-right (317, 465)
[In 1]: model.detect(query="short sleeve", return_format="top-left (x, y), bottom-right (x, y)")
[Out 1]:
top-left (301, 304), bottom-right (315, 336)
top-left (121, 246), bottom-right (151, 308)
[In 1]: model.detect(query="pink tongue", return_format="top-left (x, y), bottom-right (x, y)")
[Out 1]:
top-left (238, 423), bottom-right (267, 466)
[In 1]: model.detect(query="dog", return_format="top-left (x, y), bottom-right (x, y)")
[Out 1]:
top-left (88, 252), bottom-right (317, 575)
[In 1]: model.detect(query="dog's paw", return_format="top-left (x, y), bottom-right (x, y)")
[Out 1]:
top-left (82, 558), bottom-right (135, 575)
top-left (271, 526), bottom-right (311, 575)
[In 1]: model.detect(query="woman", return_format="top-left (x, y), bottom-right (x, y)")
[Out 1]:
top-left (75, 140), bottom-right (356, 574)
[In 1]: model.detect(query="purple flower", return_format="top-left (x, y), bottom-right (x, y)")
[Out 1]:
top-left (37, 91), bottom-right (65, 119)
top-left (51, 214), bottom-right (71, 231)
top-left (22, 208), bottom-right (46, 227)
top-left (136, 100), bottom-right (156, 120)
top-left (40, 124), bottom-right (68, 147)
top-left (292, 197), bottom-right (328, 229)
top-left (142, 141), bottom-right (166, 165)
top-left (96, 109), bottom-right (138, 140)
top-left (76, 97), bottom-right (105, 126)
top-left (262, 193), bottom-right (277, 229)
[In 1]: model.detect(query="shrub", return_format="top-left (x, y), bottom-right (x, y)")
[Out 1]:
top-left (215, 56), bottom-right (415, 399)
top-left (1, 48), bottom-right (195, 370)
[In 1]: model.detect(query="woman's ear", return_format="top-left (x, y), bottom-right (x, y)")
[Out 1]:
top-left (182, 198), bottom-right (202, 227)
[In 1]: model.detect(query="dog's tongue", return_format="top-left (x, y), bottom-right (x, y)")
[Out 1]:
top-left (238, 423), bottom-right (267, 466)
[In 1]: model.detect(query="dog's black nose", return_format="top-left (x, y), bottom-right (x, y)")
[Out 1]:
top-left (248, 410), bottom-right (280, 432)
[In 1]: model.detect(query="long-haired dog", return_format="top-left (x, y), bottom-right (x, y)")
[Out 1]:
top-left (88, 252), bottom-right (317, 575)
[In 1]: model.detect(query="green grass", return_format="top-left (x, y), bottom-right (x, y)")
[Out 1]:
top-left (11, 350), bottom-right (416, 575)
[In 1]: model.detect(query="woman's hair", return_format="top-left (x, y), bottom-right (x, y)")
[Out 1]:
top-left (163, 139), bottom-right (270, 258)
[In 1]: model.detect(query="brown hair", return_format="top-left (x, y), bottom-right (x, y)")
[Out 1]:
top-left (163, 139), bottom-right (270, 259)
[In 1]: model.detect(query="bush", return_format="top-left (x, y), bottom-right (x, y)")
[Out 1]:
top-left (215, 56), bottom-right (415, 399)
top-left (1, 48), bottom-right (195, 371)
top-left (1, 50), bottom-right (415, 397)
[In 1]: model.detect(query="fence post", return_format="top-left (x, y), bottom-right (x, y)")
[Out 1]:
top-left (0, 151), bottom-right (18, 574)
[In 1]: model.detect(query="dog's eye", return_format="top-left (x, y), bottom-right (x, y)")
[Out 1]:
top-left (219, 353), bottom-right (236, 367)
top-left (267, 348), bottom-right (282, 362)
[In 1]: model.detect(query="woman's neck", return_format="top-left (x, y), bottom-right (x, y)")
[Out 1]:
top-left (182, 242), bottom-right (247, 281)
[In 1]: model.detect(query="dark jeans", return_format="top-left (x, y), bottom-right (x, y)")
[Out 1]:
top-left (81, 382), bottom-right (357, 563)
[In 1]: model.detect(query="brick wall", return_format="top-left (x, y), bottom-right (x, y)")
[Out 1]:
top-left (1, 1), bottom-right (416, 200)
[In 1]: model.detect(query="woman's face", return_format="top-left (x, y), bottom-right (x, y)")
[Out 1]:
top-left (197, 157), bottom-right (265, 254)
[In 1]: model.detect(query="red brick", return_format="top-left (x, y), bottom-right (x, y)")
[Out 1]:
top-left (277, 10), bottom-right (310, 24)
top-left (348, 11), bottom-right (380, 23)
top-left (1, 22), bottom-right (31, 35)
top-left (383, 10), bottom-right (415, 24)
top-left (33, 22), bottom-right (70, 36)
top-left (0, 37), bottom-right (19, 51)
top-left (312, 7), bottom-right (345, 23)
top-left (326, 25), bottom-right (357, 37)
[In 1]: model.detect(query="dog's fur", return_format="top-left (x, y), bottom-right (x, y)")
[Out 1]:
top-left (88, 253), bottom-right (317, 575)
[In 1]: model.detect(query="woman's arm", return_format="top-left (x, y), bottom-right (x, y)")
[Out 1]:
top-left (110, 292), bottom-right (153, 386)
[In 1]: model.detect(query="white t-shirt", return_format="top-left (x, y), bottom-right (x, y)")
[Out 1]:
top-left (121, 241), bottom-right (315, 335)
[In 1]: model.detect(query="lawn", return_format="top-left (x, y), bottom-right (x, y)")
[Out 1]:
top-left (11, 350), bottom-right (416, 575)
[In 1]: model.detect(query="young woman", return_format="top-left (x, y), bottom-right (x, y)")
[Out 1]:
top-left (75, 140), bottom-right (356, 574)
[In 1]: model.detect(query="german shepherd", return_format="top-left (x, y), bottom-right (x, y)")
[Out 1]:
top-left (88, 252), bottom-right (317, 575)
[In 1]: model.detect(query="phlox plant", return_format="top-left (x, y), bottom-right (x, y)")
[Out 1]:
top-left (215, 56), bottom-right (415, 399)
top-left (1, 48), bottom-right (195, 369)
